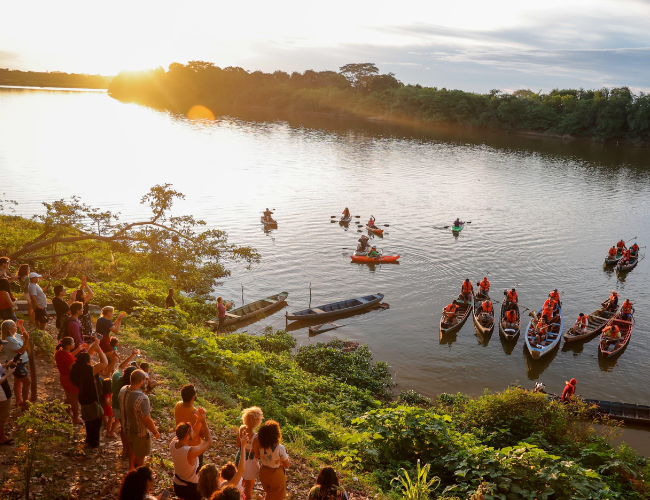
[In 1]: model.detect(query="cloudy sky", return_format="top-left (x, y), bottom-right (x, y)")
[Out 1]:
top-left (2, 0), bottom-right (649, 92)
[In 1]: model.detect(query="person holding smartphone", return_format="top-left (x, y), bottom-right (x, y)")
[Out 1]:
top-left (1, 319), bottom-right (31, 409)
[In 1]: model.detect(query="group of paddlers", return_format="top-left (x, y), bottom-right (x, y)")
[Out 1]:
top-left (607, 239), bottom-right (640, 265)
top-left (355, 235), bottom-right (380, 258)
top-left (442, 277), bottom-right (498, 327)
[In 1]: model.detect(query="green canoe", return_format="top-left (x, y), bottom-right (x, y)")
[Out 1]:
top-left (452, 223), bottom-right (465, 232)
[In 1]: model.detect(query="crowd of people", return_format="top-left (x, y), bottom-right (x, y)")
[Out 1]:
top-left (0, 257), bottom-right (349, 500)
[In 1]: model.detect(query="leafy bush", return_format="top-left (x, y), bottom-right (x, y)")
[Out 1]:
top-left (133, 304), bottom-right (189, 329)
top-left (296, 337), bottom-right (392, 397)
top-left (391, 460), bottom-right (440, 500)
top-left (399, 390), bottom-right (432, 407)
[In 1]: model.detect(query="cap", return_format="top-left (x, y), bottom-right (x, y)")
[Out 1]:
top-left (28, 272), bottom-right (42, 278)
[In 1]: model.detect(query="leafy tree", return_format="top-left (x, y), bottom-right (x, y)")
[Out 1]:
top-left (339, 63), bottom-right (379, 92)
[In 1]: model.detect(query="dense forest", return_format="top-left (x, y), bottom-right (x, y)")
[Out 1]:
top-left (108, 62), bottom-right (650, 143)
top-left (0, 68), bottom-right (112, 89)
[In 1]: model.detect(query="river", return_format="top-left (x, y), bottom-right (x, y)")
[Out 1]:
top-left (1, 86), bottom-right (649, 452)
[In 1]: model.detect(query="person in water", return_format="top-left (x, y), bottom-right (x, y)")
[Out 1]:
top-left (357, 235), bottom-right (370, 253)
top-left (367, 246), bottom-right (380, 258)
top-left (342, 208), bottom-right (350, 219)
top-left (263, 208), bottom-right (274, 222)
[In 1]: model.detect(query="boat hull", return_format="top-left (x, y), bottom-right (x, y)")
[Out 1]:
top-left (286, 293), bottom-right (384, 321)
top-left (473, 291), bottom-right (495, 335)
top-left (366, 225), bottom-right (384, 235)
top-left (350, 255), bottom-right (400, 263)
top-left (204, 292), bottom-right (288, 329)
top-left (599, 312), bottom-right (633, 358)
top-left (525, 306), bottom-right (563, 359)
top-left (616, 256), bottom-right (639, 273)
top-left (563, 306), bottom-right (616, 342)
top-left (604, 251), bottom-right (623, 265)
top-left (440, 292), bottom-right (473, 334)
top-left (261, 217), bottom-right (277, 226)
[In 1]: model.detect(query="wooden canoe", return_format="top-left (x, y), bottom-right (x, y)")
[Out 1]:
top-left (366, 225), bottom-right (384, 236)
top-left (583, 398), bottom-right (650, 425)
top-left (616, 255), bottom-right (639, 273)
top-left (563, 306), bottom-right (617, 342)
top-left (604, 250), bottom-right (623, 266)
top-left (260, 217), bottom-right (277, 226)
top-left (525, 306), bottom-right (563, 359)
top-left (440, 292), bottom-right (473, 335)
top-left (286, 293), bottom-right (384, 321)
top-left (340, 216), bottom-right (352, 223)
top-left (599, 311), bottom-right (633, 358)
top-left (472, 290), bottom-right (495, 335)
top-left (499, 302), bottom-right (521, 341)
top-left (204, 292), bottom-right (288, 329)
top-left (308, 322), bottom-right (343, 335)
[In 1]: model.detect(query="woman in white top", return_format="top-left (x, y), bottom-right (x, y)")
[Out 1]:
top-left (254, 420), bottom-right (290, 500)
top-left (170, 408), bottom-right (213, 500)
top-left (1, 319), bottom-right (31, 408)
top-left (237, 406), bottom-right (263, 500)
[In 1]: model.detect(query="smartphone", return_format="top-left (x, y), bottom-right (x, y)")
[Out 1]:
top-left (160, 490), bottom-right (170, 500)
top-left (95, 333), bottom-right (103, 340)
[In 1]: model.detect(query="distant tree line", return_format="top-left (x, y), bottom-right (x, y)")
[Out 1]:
top-left (0, 68), bottom-right (112, 89)
top-left (107, 61), bottom-right (650, 142)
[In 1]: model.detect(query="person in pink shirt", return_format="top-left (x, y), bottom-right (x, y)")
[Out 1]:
top-left (217, 297), bottom-right (226, 335)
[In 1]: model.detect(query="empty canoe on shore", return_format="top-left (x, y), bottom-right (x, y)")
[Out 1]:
top-left (563, 306), bottom-right (617, 342)
top-left (286, 293), bottom-right (384, 321)
top-left (583, 398), bottom-right (650, 425)
top-left (599, 311), bottom-right (633, 358)
top-left (350, 254), bottom-right (400, 263)
top-left (499, 302), bottom-right (521, 341)
top-left (308, 322), bottom-right (344, 335)
top-left (525, 307), bottom-right (563, 359)
top-left (366, 225), bottom-right (384, 236)
top-left (440, 293), bottom-right (473, 335)
top-left (204, 292), bottom-right (288, 329)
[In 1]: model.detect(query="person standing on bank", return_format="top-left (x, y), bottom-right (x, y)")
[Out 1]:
top-left (55, 336), bottom-right (88, 424)
top-left (0, 277), bottom-right (17, 322)
top-left (255, 420), bottom-right (290, 500)
top-left (28, 272), bottom-right (49, 330)
top-left (52, 285), bottom-right (77, 330)
top-left (69, 338), bottom-right (108, 448)
top-left (0, 359), bottom-right (16, 445)
top-left (216, 297), bottom-right (227, 335)
top-left (174, 384), bottom-right (205, 471)
top-left (1, 319), bottom-right (31, 409)
top-left (75, 276), bottom-right (94, 337)
top-left (97, 306), bottom-right (127, 374)
top-left (119, 369), bottom-right (161, 471)
top-left (16, 265), bottom-right (34, 325)
top-left (166, 288), bottom-right (175, 309)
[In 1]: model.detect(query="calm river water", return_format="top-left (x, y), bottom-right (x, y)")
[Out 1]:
top-left (1, 86), bottom-right (649, 451)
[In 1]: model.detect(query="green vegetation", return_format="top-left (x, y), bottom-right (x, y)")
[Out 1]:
top-left (2, 208), bottom-right (650, 499)
top-left (108, 62), bottom-right (650, 143)
top-left (0, 68), bottom-right (111, 89)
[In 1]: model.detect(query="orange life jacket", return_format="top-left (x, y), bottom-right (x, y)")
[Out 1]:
top-left (444, 303), bottom-right (458, 314)
top-left (507, 290), bottom-right (518, 302)
top-left (505, 310), bottom-right (517, 322)
top-left (609, 293), bottom-right (617, 302)
top-left (550, 290), bottom-right (559, 302)
top-left (543, 298), bottom-right (553, 311)
top-left (461, 281), bottom-right (473, 294)
top-left (603, 325), bottom-right (620, 337)
top-left (481, 301), bottom-right (493, 314)
top-left (621, 301), bottom-right (632, 314)
top-left (576, 315), bottom-right (587, 327)
top-left (608, 247), bottom-right (617, 257)
top-left (368, 219), bottom-right (375, 226)
top-left (479, 278), bottom-right (490, 292)
top-left (617, 240), bottom-right (625, 249)
top-left (631, 244), bottom-right (639, 253)
top-left (536, 323), bottom-right (548, 335)
top-left (542, 304), bottom-right (553, 320)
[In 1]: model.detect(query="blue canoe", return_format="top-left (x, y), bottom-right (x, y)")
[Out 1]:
top-left (525, 306), bottom-right (563, 359)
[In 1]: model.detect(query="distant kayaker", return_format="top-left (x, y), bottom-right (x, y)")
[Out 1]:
top-left (630, 242), bottom-right (640, 257)
top-left (478, 277), bottom-right (490, 296)
top-left (561, 378), bottom-right (577, 403)
top-left (367, 216), bottom-right (377, 229)
top-left (620, 299), bottom-right (634, 321)
top-left (460, 279), bottom-right (473, 302)
top-left (574, 313), bottom-right (588, 334)
top-left (454, 218), bottom-right (463, 228)
top-left (443, 301), bottom-right (459, 325)
top-left (616, 239), bottom-right (626, 251)
top-left (602, 291), bottom-right (618, 312)
top-left (263, 208), bottom-right (274, 222)
top-left (367, 246), bottom-right (380, 259)
top-left (607, 246), bottom-right (617, 259)
top-left (342, 208), bottom-right (350, 219)
top-left (357, 235), bottom-right (370, 253)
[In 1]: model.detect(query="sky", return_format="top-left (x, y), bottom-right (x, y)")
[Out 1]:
top-left (2, 0), bottom-right (650, 93)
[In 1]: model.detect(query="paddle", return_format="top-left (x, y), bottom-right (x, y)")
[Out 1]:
top-left (436, 221), bottom-right (473, 229)
top-left (624, 236), bottom-right (637, 243)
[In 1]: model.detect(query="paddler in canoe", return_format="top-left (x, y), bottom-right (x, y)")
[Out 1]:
top-left (460, 279), bottom-right (473, 302)
top-left (620, 299), bottom-right (634, 321)
top-left (503, 288), bottom-right (518, 311)
top-left (540, 297), bottom-right (559, 325)
top-left (619, 249), bottom-right (631, 266)
top-left (479, 300), bottom-right (494, 327)
top-left (607, 246), bottom-right (617, 260)
top-left (630, 242), bottom-right (640, 257)
top-left (601, 324), bottom-right (621, 350)
top-left (442, 300), bottom-right (460, 326)
top-left (601, 291), bottom-right (618, 312)
top-left (356, 235), bottom-right (370, 254)
top-left (367, 246), bottom-right (381, 259)
top-left (573, 313), bottom-right (588, 335)
top-left (367, 216), bottom-right (379, 229)
top-left (503, 308), bottom-right (518, 329)
top-left (549, 289), bottom-right (561, 308)
top-left (262, 208), bottom-right (275, 223)
top-left (477, 277), bottom-right (490, 297)
top-left (533, 317), bottom-right (548, 347)
top-left (342, 207), bottom-right (350, 218)
top-left (616, 239), bottom-right (627, 252)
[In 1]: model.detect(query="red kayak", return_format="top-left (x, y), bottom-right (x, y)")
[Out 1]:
top-left (351, 255), bottom-right (400, 263)
top-left (366, 225), bottom-right (384, 236)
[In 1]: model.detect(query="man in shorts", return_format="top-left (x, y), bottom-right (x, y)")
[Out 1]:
top-left (28, 272), bottom-right (49, 330)
top-left (119, 369), bottom-right (160, 471)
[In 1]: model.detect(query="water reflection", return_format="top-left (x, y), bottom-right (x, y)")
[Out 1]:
top-left (499, 335), bottom-right (518, 355)
top-left (524, 343), bottom-right (560, 380)
top-left (439, 330), bottom-right (457, 345)
top-left (598, 347), bottom-right (628, 372)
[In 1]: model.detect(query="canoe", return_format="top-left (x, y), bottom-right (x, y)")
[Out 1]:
top-left (440, 292), bottom-right (473, 334)
top-left (604, 250), bottom-right (623, 266)
top-left (616, 255), bottom-right (639, 273)
top-left (350, 255), bottom-right (400, 263)
top-left (473, 290), bottom-right (495, 335)
top-left (204, 292), bottom-right (288, 329)
top-left (340, 216), bottom-right (352, 223)
top-left (286, 293), bottom-right (384, 321)
top-left (499, 302), bottom-right (521, 341)
top-left (563, 306), bottom-right (617, 342)
top-left (599, 311), bottom-right (633, 358)
top-left (261, 217), bottom-right (277, 226)
top-left (308, 322), bottom-right (343, 335)
top-left (525, 306), bottom-right (563, 359)
top-left (583, 398), bottom-right (650, 425)
top-left (451, 223), bottom-right (464, 232)
top-left (366, 225), bottom-right (384, 236)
